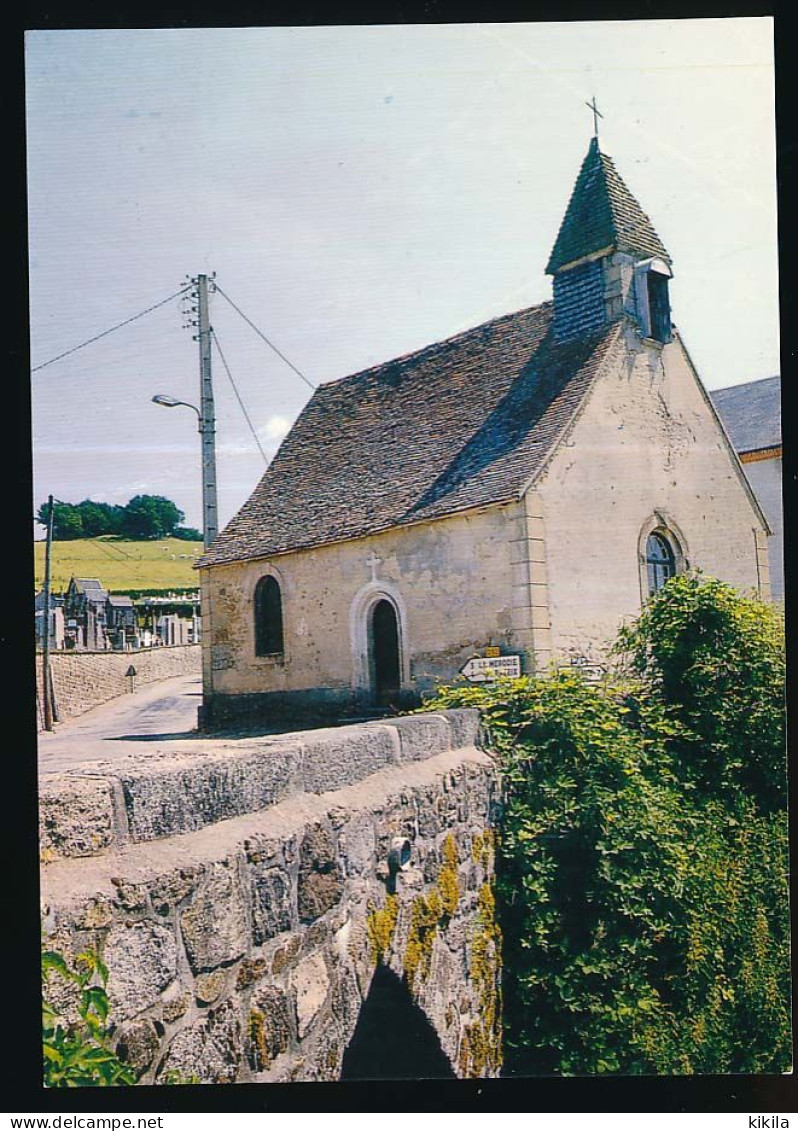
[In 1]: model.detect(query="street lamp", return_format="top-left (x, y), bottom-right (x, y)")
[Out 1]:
top-left (152, 393), bottom-right (218, 549)
top-left (152, 393), bottom-right (201, 421)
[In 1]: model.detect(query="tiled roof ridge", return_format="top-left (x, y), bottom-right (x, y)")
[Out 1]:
top-left (197, 310), bottom-right (620, 570)
top-left (316, 299), bottom-right (554, 390)
top-left (599, 151), bottom-right (669, 257)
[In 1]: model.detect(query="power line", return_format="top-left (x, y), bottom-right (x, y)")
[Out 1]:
top-left (211, 328), bottom-right (269, 465)
top-left (31, 286), bottom-right (193, 373)
top-left (214, 284), bottom-right (317, 392)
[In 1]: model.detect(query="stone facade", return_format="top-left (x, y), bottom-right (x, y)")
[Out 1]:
top-left (199, 329), bottom-right (767, 721)
top-left (195, 135), bottom-right (770, 725)
top-left (532, 324), bottom-right (770, 661)
top-left (40, 711), bottom-right (501, 1082)
top-left (200, 506), bottom-right (527, 723)
top-left (35, 644), bottom-right (200, 728)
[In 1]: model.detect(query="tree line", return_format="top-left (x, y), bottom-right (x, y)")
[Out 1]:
top-left (36, 496), bottom-right (203, 542)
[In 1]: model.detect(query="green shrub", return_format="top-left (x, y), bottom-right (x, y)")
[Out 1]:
top-left (422, 575), bottom-right (790, 1075)
top-left (615, 572), bottom-right (786, 811)
top-left (42, 945), bottom-right (138, 1087)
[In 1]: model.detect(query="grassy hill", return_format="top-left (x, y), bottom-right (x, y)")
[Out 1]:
top-left (33, 536), bottom-right (203, 594)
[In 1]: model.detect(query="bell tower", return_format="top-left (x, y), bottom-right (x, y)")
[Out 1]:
top-left (546, 133), bottom-right (673, 344)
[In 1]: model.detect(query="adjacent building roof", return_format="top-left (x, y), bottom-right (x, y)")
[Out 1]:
top-left (107, 595), bottom-right (134, 608)
top-left (546, 137), bottom-right (670, 274)
top-left (198, 303), bottom-right (621, 569)
top-left (709, 376), bottom-right (781, 455)
top-left (71, 577), bottom-right (104, 591)
top-left (34, 591), bottom-right (64, 611)
top-left (69, 577), bottom-right (108, 600)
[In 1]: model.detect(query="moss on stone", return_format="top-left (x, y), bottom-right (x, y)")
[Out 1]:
top-left (442, 833), bottom-right (458, 870)
top-left (404, 890), bottom-right (442, 987)
top-left (248, 1009), bottom-right (268, 1072)
top-left (460, 877), bottom-right (502, 1077)
top-left (478, 829), bottom-right (495, 871)
top-left (438, 864), bottom-right (460, 920)
top-left (438, 834), bottom-right (460, 920)
top-left (366, 894), bottom-right (399, 964)
top-left (404, 833), bottom-right (464, 989)
top-left (458, 1029), bottom-right (472, 1078)
top-left (325, 1041), bottom-right (340, 1074)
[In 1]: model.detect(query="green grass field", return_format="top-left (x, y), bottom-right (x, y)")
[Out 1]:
top-left (33, 536), bottom-right (203, 593)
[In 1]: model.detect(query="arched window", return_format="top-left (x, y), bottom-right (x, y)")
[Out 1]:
top-left (645, 532), bottom-right (676, 596)
top-left (254, 575), bottom-right (284, 657)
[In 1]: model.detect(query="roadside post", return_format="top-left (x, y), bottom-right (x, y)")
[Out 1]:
top-left (42, 494), bottom-right (55, 731)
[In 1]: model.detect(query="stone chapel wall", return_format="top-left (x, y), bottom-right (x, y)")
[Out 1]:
top-left (532, 327), bottom-right (770, 662)
top-left (200, 506), bottom-right (530, 722)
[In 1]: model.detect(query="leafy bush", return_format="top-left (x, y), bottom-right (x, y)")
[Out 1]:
top-left (615, 573), bottom-right (787, 811)
top-left (422, 575), bottom-right (789, 1075)
top-left (42, 946), bottom-right (137, 1087)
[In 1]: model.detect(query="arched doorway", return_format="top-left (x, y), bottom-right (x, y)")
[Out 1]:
top-left (371, 599), bottom-right (401, 707)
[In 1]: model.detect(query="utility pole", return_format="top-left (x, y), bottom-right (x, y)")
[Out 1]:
top-left (42, 494), bottom-right (54, 732)
top-left (195, 273), bottom-right (219, 549)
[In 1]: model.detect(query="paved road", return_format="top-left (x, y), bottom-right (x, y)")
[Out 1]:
top-left (38, 673), bottom-right (203, 774)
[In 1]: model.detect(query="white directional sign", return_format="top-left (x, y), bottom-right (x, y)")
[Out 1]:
top-left (460, 654), bottom-right (522, 682)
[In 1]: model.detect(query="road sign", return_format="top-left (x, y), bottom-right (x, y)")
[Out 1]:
top-left (125, 665), bottom-right (137, 678)
top-left (460, 654), bottom-right (521, 682)
top-left (568, 655), bottom-right (606, 683)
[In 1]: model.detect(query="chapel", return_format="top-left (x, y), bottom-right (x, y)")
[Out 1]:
top-left (196, 134), bottom-right (770, 726)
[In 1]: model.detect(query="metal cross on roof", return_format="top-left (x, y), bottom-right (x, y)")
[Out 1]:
top-left (585, 95), bottom-right (603, 138)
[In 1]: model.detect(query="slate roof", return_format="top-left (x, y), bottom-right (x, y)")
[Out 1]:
top-left (546, 137), bottom-right (670, 274)
top-left (710, 376), bottom-right (781, 454)
top-left (34, 591), bottom-right (64, 611)
top-left (198, 303), bottom-right (621, 569)
top-left (72, 577), bottom-right (104, 592)
top-left (70, 577), bottom-right (108, 601)
top-left (107, 595), bottom-right (134, 608)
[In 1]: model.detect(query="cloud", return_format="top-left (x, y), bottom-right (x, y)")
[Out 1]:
top-left (260, 415), bottom-right (291, 442)
top-left (217, 415), bottom-right (292, 456)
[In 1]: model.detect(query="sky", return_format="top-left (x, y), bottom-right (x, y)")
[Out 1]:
top-left (25, 19), bottom-right (780, 535)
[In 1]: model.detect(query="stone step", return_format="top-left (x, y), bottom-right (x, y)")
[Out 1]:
top-left (39, 708), bottom-right (483, 862)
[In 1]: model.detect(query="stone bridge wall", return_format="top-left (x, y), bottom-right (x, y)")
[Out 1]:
top-left (39, 710), bottom-right (502, 1083)
top-left (35, 644), bottom-right (201, 727)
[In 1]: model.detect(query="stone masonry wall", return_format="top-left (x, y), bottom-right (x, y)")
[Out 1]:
top-left (40, 711), bottom-right (502, 1083)
top-left (535, 325), bottom-right (769, 663)
top-left (200, 504), bottom-right (524, 714)
top-left (36, 645), bottom-right (201, 727)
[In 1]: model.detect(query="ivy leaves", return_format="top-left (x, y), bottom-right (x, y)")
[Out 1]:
top-left (423, 575), bottom-right (789, 1076)
top-left (42, 946), bottom-right (137, 1087)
